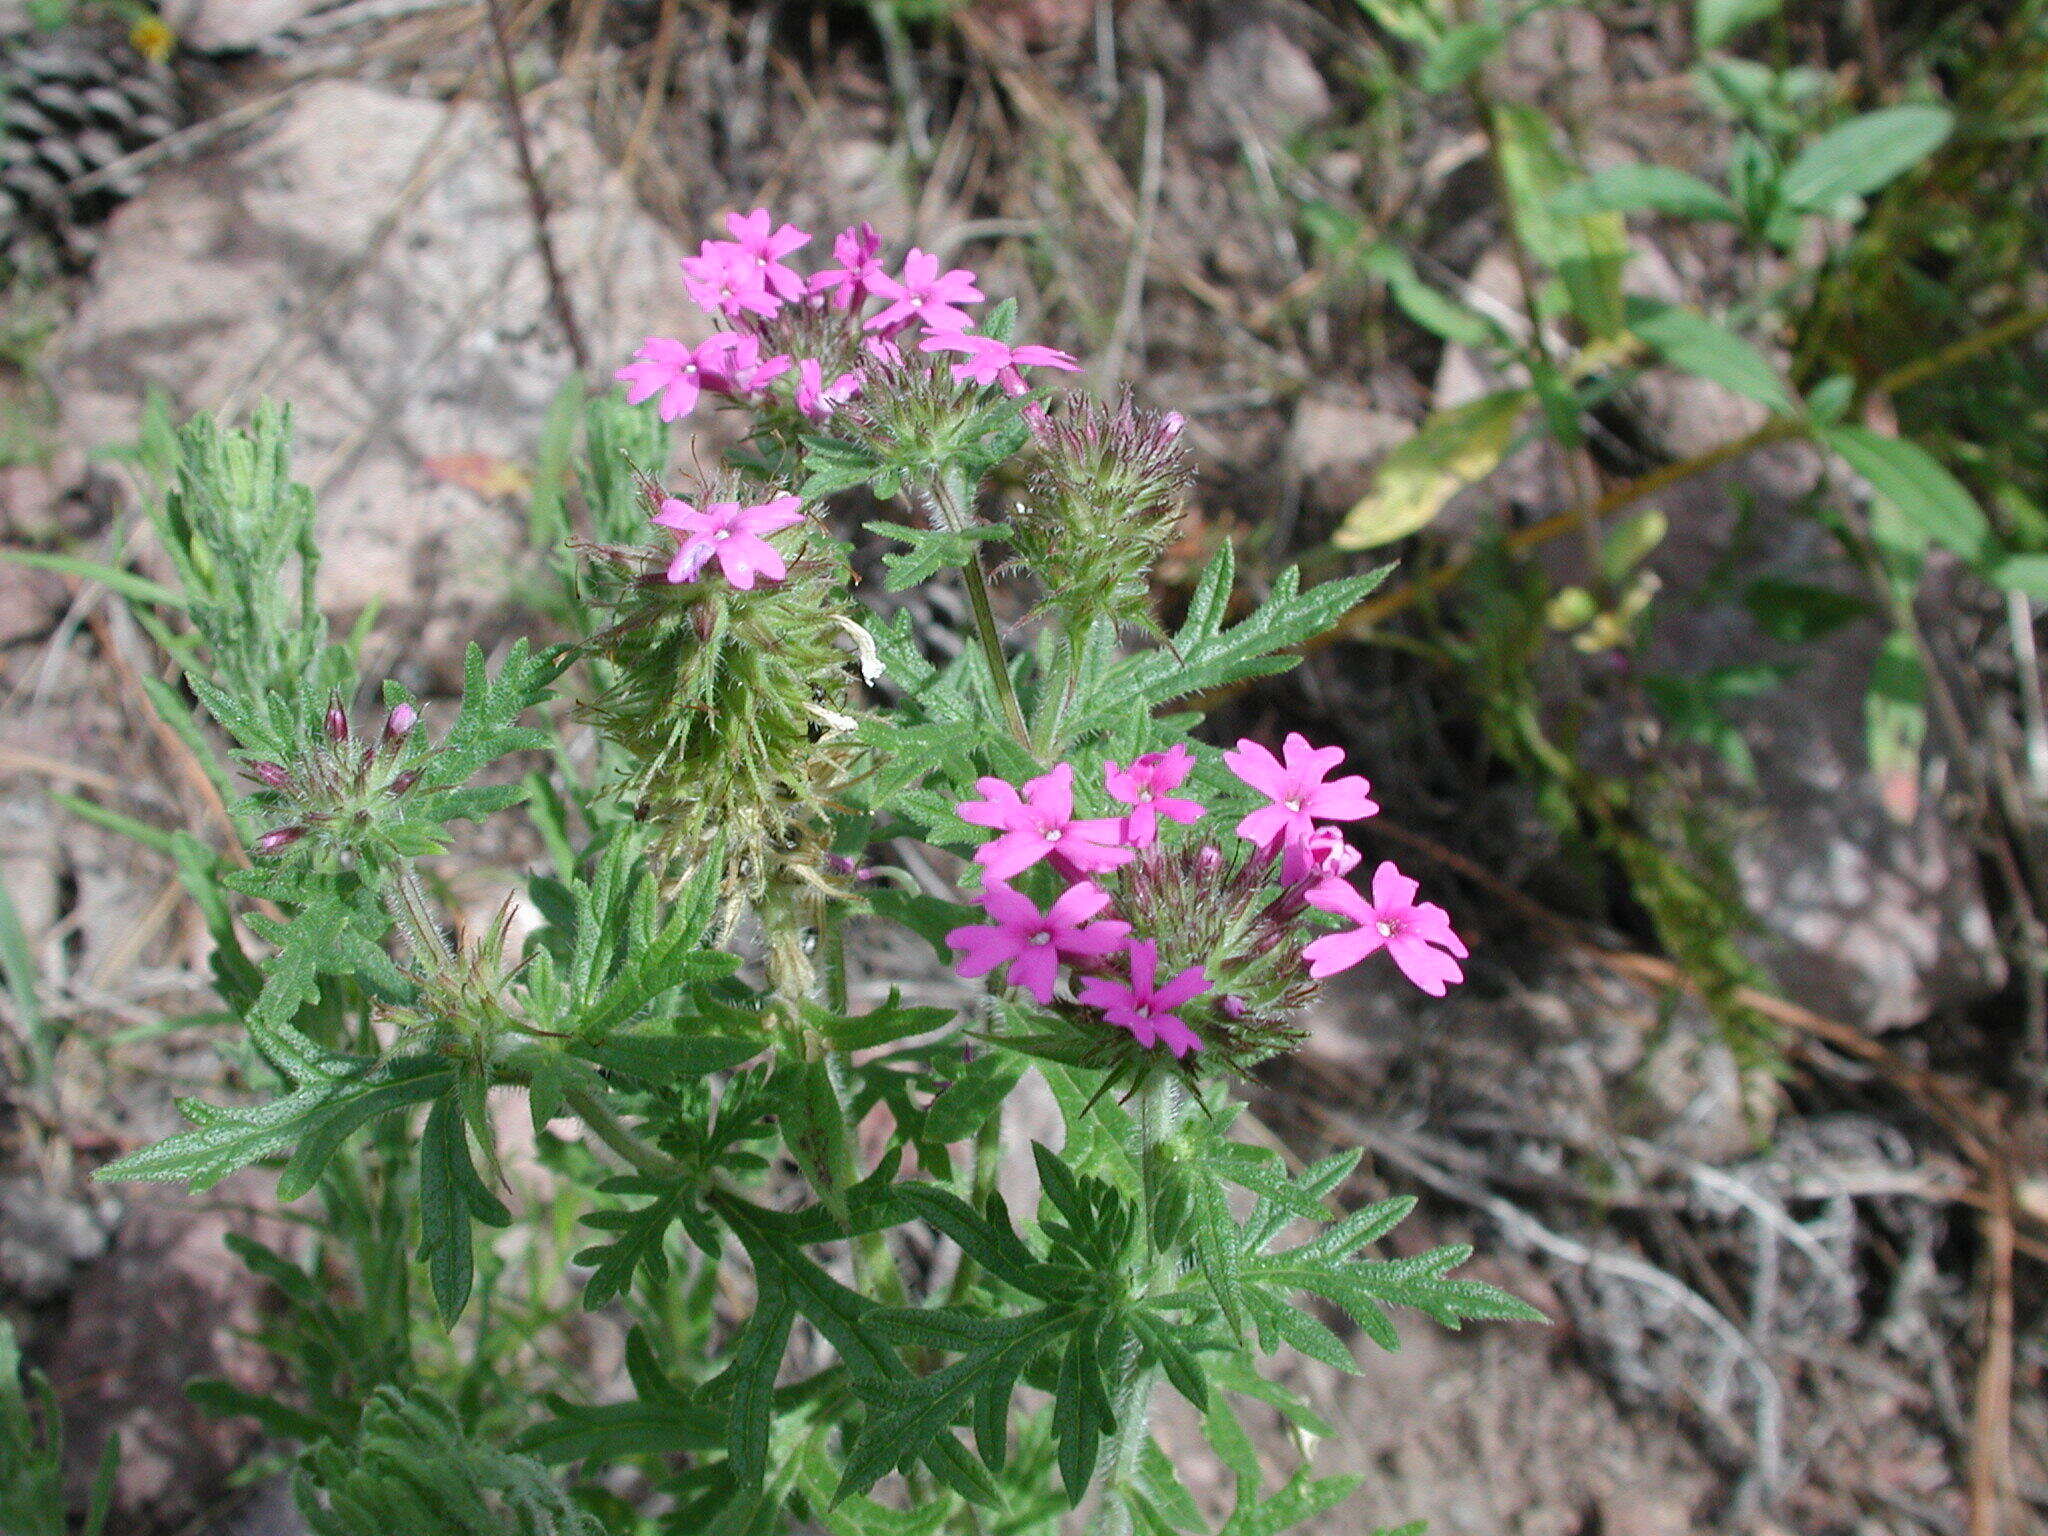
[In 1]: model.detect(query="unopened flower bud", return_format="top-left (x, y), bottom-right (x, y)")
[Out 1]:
top-left (1221, 994), bottom-right (1247, 1020)
top-left (384, 702), bottom-right (418, 744)
top-left (1196, 845), bottom-right (1223, 875)
top-left (255, 825), bottom-right (306, 855)
top-left (249, 761), bottom-right (292, 791)
top-left (691, 602), bottom-right (716, 643)
top-left (325, 697), bottom-right (349, 744)
top-left (389, 770), bottom-right (420, 797)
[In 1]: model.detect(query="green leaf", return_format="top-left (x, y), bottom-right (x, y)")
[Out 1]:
top-left (1551, 164), bottom-right (1738, 223)
top-left (892, 1184), bottom-right (1051, 1297)
top-left (416, 1094), bottom-right (511, 1323)
top-left (1219, 1469), bottom-right (1366, 1536)
top-left (1779, 105), bottom-right (1954, 213)
top-left (0, 548), bottom-right (184, 610)
top-left (864, 521), bottom-right (1011, 593)
top-left (1333, 391), bottom-right (1532, 550)
top-left (1742, 578), bottom-right (1870, 643)
top-left (97, 1049), bottom-right (454, 1194)
top-left (1992, 554), bottom-right (2048, 601)
top-left (1417, 20), bottom-right (1501, 92)
top-left (1695, 0), bottom-right (1781, 48)
top-left (1130, 1309), bottom-right (1210, 1409)
top-left (724, 1275), bottom-right (795, 1488)
top-left (1081, 544), bottom-right (1389, 722)
top-left (1489, 103), bottom-right (1627, 337)
top-left (1820, 425), bottom-right (1991, 563)
top-left (1624, 297), bottom-right (1792, 413)
top-left (576, 1176), bottom-right (688, 1309)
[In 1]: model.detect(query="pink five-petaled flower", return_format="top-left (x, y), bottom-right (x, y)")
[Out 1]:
top-left (1103, 745), bottom-right (1205, 848)
top-left (652, 494), bottom-right (806, 589)
top-left (616, 333), bottom-right (764, 421)
top-left (864, 248), bottom-right (984, 333)
top-left (1222, 732), bottom-right (1379, 849)
top-left (723, 209), bottom-right (811, 301)
top-left (918, 331), bottom-right (1080, 397)
top-left (1078, 939), bottom-right (1207, 1059)
top-left (1303, 860), bottom-right (1468, 996)
top-left (956, 762), bottom-right (1133, 880)
top-left (680, 242), bottom-right (781, 321)
top-left (810, 221), bottom-right (887, 310)
top-left (945, 880), bottom-right (1131, 1005)
top-left (794, 359), bottom-right (863, 422)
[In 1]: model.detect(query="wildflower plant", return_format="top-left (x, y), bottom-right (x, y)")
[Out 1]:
top-left (86, 212), bottom-right (1542, 1535)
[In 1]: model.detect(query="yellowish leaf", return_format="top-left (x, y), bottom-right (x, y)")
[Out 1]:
top-left (1332, 390), bottom-right (1531, 551)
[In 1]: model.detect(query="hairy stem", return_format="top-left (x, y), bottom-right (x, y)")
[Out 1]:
top-left (561, 1083), bottom-right (686, 1181)
top-left (923, 472), bottom-right (1035, 755)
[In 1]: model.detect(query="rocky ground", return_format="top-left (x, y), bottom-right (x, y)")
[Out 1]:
top-left (2, 2), bottom-right (2043, 1532)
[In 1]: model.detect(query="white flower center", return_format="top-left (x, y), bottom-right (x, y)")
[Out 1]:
top-left (713, 529), bottom-right (731, 541)
top-left (1029, 931), bottom-right (1051, 945)
top-left (1043, 827), bottom-right (1062, 843)
top-left (1376, 920), bottom-right (1397, 938)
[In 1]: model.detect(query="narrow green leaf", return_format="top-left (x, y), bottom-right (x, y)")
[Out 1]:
top-left (1821, 425), bottom-right (1990, 562)
top-left (1780, 105), bottom-right (1953, 212)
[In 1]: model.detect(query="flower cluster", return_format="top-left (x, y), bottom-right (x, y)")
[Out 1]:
top-left (944, 734), bottom-right (1468, 1072)
top-left (618, 210), bottom-right (1078, 432)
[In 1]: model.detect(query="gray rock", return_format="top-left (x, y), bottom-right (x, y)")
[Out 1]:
top-left (0, 1174), bottom-right (117, 1301)
top-left (165, 0), bottom-right (324, 52)
top-left (1187, 23), bottom-right (1332, 152)
top-left (54, 78), bottom-right (688, 667)
top-left (1639, 456), bottom-right (2008, 1031)
top-left (1288, 389), bottom-right (1410, 517)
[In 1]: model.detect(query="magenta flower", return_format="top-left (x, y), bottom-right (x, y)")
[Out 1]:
top-left (651, 494), bottom-right (806, 589)
top-left (615, 334), bottom-right (760, 421)
top-left (1078, 940), bottom-right (1207, 1059)
top-left (919, 331), bottom-right (1080, 396)
top-left (680, 243), bottom-right (781, 320)
top-left (945, 880), bottom-right (1131, 1005)
top-left (1104, 745), bottom-right (1205, 847)
top-left (1303, 860), bottom-right (1468, 995)
top-left (1280, 825), bottom-right (1361, 892)
top-left (864, 249), bottom-right (984, 333)
top-left (957, 762), bottom-right (1133, 880)
top-left (723, 209), bottom-right (811, 301)
top-left (1222, 733), bottom-right (1379, 848)
top-left (794, 359), bottom-right (863, 421)
top-left (810, 221), bottom-right (887, 310)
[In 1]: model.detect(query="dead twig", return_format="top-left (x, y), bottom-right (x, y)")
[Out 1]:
top-left (1968, 1166), bottom-right (2018, 1536)
top-left (482, 0), bottom-right (591, 371)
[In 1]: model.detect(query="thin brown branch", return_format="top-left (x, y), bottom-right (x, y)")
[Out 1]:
top-left (482, 0), bottom-right (591, 372)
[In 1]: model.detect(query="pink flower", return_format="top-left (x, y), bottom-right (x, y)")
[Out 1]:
top-left (651, 494), bottom-right (806, 589)
top-left (616, 334), bottom-right (792, 419)
top-left (680, 243), bottom-right (781, 320)
top-left (810, 221), bottom-right (887, 310)
top-left (615, 333), bottom-right (773, 420)
top-left (1302, 861), bottom-right (1468, 995)
top-left (723, 209), bottom-right (811, 301)
top-left (957, 763), bottom-right (1133, 880)
top-left (864, 249), bottom-right (984, 333)
top-left (794, 359), bottom-right (863, 421)
top-left (1222, 733), bottom-right (1379, 848)
top-left (918, 331), bottom-right (1080, 396)
top-left (945, 880), bottom-right (1131, 1004)
top-left (1078, 939), bottom-right (1207, 1059)
top-left (1280, 825), bottom-right (1361, 894)
top-left (1103, 745), bottom-right (1205, 848)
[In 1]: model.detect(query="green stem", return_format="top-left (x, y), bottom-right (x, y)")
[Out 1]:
top-left (923, 471), bottom-right (1034, 756)
top-left (960, 549), bottom-right (1034, 755)
top-left (1087, 1072), bottom-right (1185, 1533)
top-left (387, 859), bottom-right (456, 972)
top-left (560, 1083), bottom-right (686, 1181)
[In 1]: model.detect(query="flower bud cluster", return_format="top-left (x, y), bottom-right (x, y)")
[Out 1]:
top-left (945, 735), bottom-right (1468, 1078)
top-left (581, 479), bottom-right (867, 899)
top-left (1010, 394), bottom-right (1192, 635)
top-left (248, 692), bottom-right (427, 859)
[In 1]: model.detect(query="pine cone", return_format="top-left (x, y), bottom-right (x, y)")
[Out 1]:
top-left (1, 29), bottom-right (182, 273)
